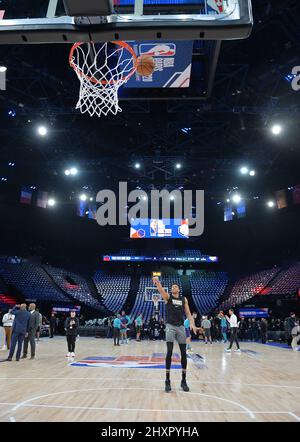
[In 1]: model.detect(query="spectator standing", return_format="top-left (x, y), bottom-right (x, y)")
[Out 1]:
top-left (107, 316), bottom-right (113, 338)
top-left (201, 316), bottom-right (212, 345)
top-left (6, 304), bottom-right (30, 362)
top-left (65, 311), bottom-right (79, 358)
top-left (149, 315), bottom-right (156, 340)
top-left (285, 313), bottom-right (297, 346)
top-left (35, 308), bottom-right (43, 342)
top-left (22, 303), bottom-right (40, 360)
top-left (260, 318), bottom-right (268, 344)
top-left (239, 317), bottom-right (248, 341)
top-left (225, 309), bottom-right (241, 352)
top-left (135, 313), bottom-right (143, 342)
top-left (218, 312), bottom-right (228, 343)
top-left (120, 311), bottom-right (130, 344)
top-left (113, 314), bottom-right (121, 346)
top-left (49, 312), bottom-right (56, 338)
top-left (291, 323), bottom-right (300, 351)
top-left (2, 308), bottom-right (15, 350)
top-left (159, 318), bottom-right (165, 340)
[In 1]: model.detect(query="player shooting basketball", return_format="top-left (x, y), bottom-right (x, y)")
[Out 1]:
top-left (152, 276), bottom-right (197, 392)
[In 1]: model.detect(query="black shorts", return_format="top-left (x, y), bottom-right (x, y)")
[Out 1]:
top-left (204, 328), bottom-right (211, 338)
top-left (36, 327), bottom-right (40, 333)
top-left (136, 326), bottom-right (142, 333)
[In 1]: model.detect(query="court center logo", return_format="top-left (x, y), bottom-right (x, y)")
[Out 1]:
top-left (69, 353), bottom-right (206, 369)
top-left (95, 182), bottom-right (204, 237)
top-left (70, 353), bottom-right (182, 369)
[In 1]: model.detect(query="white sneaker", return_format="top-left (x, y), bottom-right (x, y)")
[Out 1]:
top-left (1, 345), bottom-right (7, 351)
top-left (71, 352), bottom-right (75, 357)
top-left (234, 349), bottom-right (241, 352)
top-left (66, 352), bottom-right (71, 357)
top-left (225, 348), bottom-right (231, 352)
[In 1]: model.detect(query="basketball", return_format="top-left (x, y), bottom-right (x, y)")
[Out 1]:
top-left (136, 55), bottom-right (156, 77)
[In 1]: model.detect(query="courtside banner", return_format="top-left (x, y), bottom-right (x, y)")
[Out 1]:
top-left (239, 308), bottom-right (269, 318)
top-left (124, 41), bottom-right (193, 88)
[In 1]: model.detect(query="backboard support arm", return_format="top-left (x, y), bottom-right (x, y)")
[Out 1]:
top-left (0, 0), bottom-right (253, 44)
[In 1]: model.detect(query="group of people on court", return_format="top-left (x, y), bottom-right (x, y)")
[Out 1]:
top-left (3, 303), bottom-right (41, 361)
top-left (3, 282), bottom-right (298, 394)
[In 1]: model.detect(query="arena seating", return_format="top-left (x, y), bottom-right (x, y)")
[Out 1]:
top-left (93, 272), bottom-right (131, 313)
top-left (220, 267), bottom-right (280, 309)
top-left (0, 294), bottom-right (18, 311)
top-left (190, 271), bottom-right (228, 314)
top-left (118, 249), bottom-right (136, 256)
top-left (44, 265), bottom-right (103, 311)
top-left (183, 249), bottom-right (202, 258)
top-left (0, 262), bottom-right (69, 302)
top-left (130, 275), bottom-right (181, 322)
top-left (267, 263), bottom-right (300, 294)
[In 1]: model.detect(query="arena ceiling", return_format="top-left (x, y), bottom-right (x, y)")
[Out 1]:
top-left (0, 0), bottom-right (299, 204)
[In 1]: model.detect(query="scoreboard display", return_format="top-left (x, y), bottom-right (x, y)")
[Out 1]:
top-left (130, 218), bottom-right (189, 239)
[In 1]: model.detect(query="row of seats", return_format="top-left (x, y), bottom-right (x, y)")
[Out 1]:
top-left (44, 265), bottom-right (103, 311)
top-left (0, 263), bottom-right (69, 302)
top-left (0, 258), bottom-right (299, 315)
top-left (268, 263), bottom-right (300, 294)
top-left (220, 268), bottom-right (281, 310)
top-left (190, 271), bottom-right (228, 315)
top-left (93, 272), bottom-right (131, 312)
top-left (118, 249), bottom-right (136, 256)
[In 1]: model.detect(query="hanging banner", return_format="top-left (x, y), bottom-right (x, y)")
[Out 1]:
top-left (292, 184), bottom-right (300, 205)
top-left (275, 189), bottom-right (287, 209)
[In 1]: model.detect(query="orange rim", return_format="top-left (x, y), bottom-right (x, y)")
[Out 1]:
top-left (69, 41), bottom-right (138, 85)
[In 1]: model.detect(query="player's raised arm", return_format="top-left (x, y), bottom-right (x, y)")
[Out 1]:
top-left (152, 277), bottom-right (169, 302)
top-left (184, 298), bottom-right (198, 334)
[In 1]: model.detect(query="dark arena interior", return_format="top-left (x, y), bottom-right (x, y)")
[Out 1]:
top-left (0, 0), bottom-right (299, 426)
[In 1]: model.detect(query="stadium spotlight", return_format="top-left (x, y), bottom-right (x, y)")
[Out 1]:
top-left (134, 163), bottom-right (141, 169)
top-left (89, 197), bottom-right (93, 201)
top-left (142, 195), bottom-right (147, 201)
top-left (37, 126), bottom-right (48, 136)
top-left (64, 169), bottom-right (70, 176)
top-left (271, 124), bottom-right (282, 135)
top-left (249, 170), bottom-right (256, 176)
top-left (240, 166), bottom-right (248, 175)
top-left (231, 194), bottom-right (242, 204)
top-left (170, 195), bottom-right (175, 201)
top-left (70, 167), bottom-right (78, 176)
top-left (0, 66), bottom-right (7, 72)
top-left (79, 194), bottom-right (87, 201)
top-left (267, 201), bottom-right (275, 208)
top-left (226, 198), bottom-right (230, 203)
top-left (176, 163), bottom-right (182, 169)
top-left (47, 198), bottom-right (56, 207)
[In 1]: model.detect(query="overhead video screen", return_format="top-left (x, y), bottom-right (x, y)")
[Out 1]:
top-left (130, 219), bottom-right (189, 239)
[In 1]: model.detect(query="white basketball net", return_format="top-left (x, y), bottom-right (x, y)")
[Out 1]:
top-left (69, 41), bottom-right (137, 118)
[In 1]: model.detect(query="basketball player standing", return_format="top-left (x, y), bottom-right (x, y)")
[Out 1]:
top-left (153, 277), bottom-right (197, 392)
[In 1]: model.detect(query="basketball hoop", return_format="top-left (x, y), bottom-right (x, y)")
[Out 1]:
top-left (69, 41), bottom-right (137, 117)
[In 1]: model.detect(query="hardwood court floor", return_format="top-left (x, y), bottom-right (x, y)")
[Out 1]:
top-left (0, 337), bottom-right (299, 422)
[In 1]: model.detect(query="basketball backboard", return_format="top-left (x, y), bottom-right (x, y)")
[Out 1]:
top-left (145, 287), bottom-right (165, 302)
top-left (0, 0), bottom-right (253, 44)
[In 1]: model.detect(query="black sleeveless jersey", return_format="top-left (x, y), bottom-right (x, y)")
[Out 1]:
top-left (166, 293), bottom-right (186, 326)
